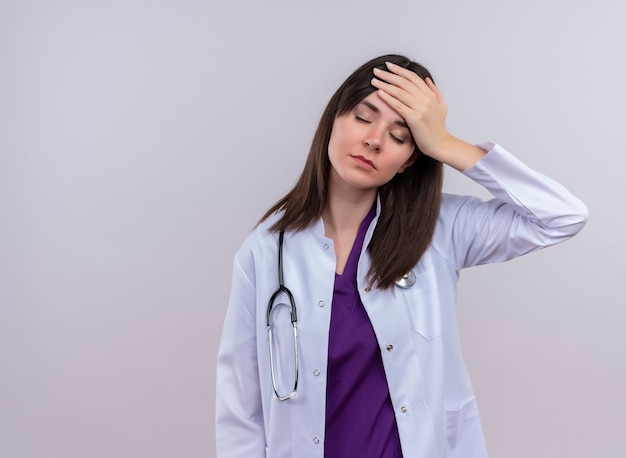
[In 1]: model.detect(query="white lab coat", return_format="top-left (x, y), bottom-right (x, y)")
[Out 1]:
top-left (216, 144), bottom-right (588, 458)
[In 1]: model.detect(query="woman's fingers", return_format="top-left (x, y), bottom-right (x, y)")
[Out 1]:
top-left (370, 76), bottom-right (411, 109)
top-left (377, 62), bottom-right (435, 95)
top-left (372, 64), bottom-right (441, 112)
top-left (372, 87), bottom-right (408, 116)
top-left (372, 69), bottom-right (425, 103)
top-left (370, 74), bottom-right (441, 123)
top-left (370, 76), bottom-right (429, 117)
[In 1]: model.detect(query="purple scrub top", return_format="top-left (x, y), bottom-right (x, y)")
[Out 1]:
top-left (324, 205), bottom-right (403, 458)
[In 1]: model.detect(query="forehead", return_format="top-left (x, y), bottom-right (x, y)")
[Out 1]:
top-left (357, 92), bottom-right (404, 121)
top-left (356, 93), bottom-right (408, 128)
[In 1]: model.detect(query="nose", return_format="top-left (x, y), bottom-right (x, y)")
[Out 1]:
top-left (363, 128), bottom-right (383, 152)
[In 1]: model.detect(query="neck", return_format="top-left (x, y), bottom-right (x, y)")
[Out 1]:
top-left (322, 174), bottom-right (376, 275)
top-left (322, 180), bottom-right (376, 239)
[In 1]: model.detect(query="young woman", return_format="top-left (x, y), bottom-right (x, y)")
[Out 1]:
top-left (215, 54), bottom-right (588, 458)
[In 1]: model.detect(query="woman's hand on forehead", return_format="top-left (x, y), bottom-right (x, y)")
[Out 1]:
top-left (371, 62), bottom-right (487, 171)
top-left (371, 62), bottom-right (450, 159)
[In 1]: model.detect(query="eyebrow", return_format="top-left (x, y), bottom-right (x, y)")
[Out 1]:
top-left (360, 100), bottom-right (409, 129)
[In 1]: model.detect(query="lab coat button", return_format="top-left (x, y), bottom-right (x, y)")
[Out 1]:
top-left (313, 369), bottom-right (320, 376)
top-left (318, 300), bottom-right (325, 307)
top-left (386, 344), bottom-right (393, 352)
top-left (323, 243), bottom-right (329, 251)
top-left (400, 406), bottom-right (408, 414)
top-left (313, 436), bottom-right (320, 444)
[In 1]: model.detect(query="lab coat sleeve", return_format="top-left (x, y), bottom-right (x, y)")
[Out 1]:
top-left (433, 143), bottom-right (588, 269)
top-left (215, 255), bottom-right (266, 457)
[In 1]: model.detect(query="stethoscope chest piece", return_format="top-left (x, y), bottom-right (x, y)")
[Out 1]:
top-left (395, 270), bottom-right (416, 288)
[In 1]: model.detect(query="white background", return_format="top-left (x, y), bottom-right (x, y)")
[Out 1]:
top-left (1, 0), bottom-right (625, 457)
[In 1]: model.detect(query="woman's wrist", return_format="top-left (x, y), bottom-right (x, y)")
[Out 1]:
top-left (424, 135), bottom-right (488, 171)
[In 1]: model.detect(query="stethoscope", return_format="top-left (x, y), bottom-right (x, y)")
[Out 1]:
top-left (266, 230), bottom-right (417, 401)
top-left (266, 230), bottom-right (299, 401)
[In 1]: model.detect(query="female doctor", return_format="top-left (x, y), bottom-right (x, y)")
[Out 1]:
top-left (215, 54), bottom-right (588, 458)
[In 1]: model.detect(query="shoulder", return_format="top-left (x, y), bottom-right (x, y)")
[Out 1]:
top-left (233, 213), bottom-right (281, 279)
top-left (234, 212), bottom-right (324, 287)
top-left (237, 212), bottom-right (281, 254)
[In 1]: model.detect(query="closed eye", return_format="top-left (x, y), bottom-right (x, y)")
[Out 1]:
top-left (390, 133), bottom-right (407, 144)
top-left (355, 115), bottom-right (371, 123)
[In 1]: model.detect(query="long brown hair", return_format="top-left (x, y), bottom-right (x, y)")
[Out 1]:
top-left (260, 54), bottom-right (443, 289)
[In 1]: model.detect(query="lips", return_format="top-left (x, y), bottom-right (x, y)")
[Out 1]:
top-left (351, 155), bottom-right (376, 170)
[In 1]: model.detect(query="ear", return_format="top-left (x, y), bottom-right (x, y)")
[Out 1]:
top-left (397, 150), bottom-right (418, 173)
